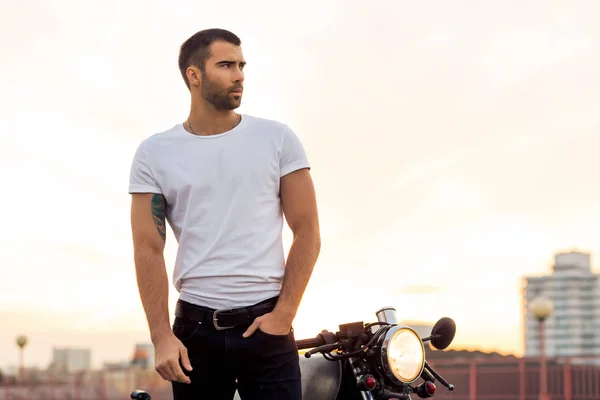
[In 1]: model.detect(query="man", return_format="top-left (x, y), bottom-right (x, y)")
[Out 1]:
top-left (128, 28), bottom-right (320, 400)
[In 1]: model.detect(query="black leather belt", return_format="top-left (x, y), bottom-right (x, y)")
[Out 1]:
top-left (175, 296), bottom-right (279, 330)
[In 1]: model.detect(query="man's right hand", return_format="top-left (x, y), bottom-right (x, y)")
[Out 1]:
top-left (154, 332), bottom-right (192, 384)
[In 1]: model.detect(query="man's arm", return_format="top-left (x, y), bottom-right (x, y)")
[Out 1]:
top-left (131, 193), bottom-right (192, 383)
top-left (272, 167), bottom-right (321, 324)
top-left (130, 192), bottom-right (171, 343)
top-left (243, 167), bottom-right (320, 338)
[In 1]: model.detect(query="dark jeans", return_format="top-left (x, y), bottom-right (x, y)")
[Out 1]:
top-left (171, 303), bottom-right (301, 400)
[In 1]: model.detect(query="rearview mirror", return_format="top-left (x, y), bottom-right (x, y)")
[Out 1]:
top-left (430, 317), bottom-right (456, 350)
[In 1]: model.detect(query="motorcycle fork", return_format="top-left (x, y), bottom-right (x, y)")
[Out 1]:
top-left (348, 356), bottom-right (376, 400)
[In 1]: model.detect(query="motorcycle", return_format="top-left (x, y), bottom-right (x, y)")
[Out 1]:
top-left (130, 306), bottom-right (456, 400)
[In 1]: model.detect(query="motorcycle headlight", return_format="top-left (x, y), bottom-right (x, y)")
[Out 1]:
top-left (380, 326), bottom-right (425, 384)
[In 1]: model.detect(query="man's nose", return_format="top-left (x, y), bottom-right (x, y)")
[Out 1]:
top-left (232, 67), bottom-right (244, 82)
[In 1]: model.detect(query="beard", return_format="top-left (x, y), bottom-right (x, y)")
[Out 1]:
top-left (201, 76), bottom-right (242, 111)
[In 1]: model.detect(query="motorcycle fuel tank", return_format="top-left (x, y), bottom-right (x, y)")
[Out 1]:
top-left (233, 355), bottom-right (342, 399)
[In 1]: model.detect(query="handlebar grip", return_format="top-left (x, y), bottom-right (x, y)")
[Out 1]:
top-left (296, 336), bottom-right (326, 350)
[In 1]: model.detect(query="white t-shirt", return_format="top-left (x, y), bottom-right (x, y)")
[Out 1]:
top-left (128, 115), bottom-right (310, 310)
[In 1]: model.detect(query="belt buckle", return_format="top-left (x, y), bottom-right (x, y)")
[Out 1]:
top-left (213, 309), bottom-right (235, 330)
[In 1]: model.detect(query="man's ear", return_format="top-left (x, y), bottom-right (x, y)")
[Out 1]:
top-left (186, 66), bottom-right (202, 87)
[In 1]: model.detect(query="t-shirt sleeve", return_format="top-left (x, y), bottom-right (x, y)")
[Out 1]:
top-left (128, 141), bottom-right (162, 194)
top-left (279, 125), bottom-right (310, 177)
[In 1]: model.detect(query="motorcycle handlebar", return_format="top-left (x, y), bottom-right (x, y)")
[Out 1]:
top-left (296, 330), bottom-right (339, 350)
top-left (296, 336), bottom-right (325, 350)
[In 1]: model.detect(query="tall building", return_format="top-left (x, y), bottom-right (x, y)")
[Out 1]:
top-left (522, 251), bottom-right (600, 359)
top-left (51, 347), bottom-right (92, 372)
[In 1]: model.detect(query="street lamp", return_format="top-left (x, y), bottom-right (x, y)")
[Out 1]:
top-left (530, 296), bottom-right (553, 400)
top-left (15, 335), bottom-right (28, 383)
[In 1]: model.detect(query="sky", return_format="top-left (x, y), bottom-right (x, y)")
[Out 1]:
top-left (1, 0), bottom-right (600, 370)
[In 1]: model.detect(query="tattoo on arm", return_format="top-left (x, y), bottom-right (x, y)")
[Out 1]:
top-left (151, 194), bottom-right (167, 241)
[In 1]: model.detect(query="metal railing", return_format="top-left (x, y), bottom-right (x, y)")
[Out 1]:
top-left (427, 355), bottom-right (600, 400)
top-left (1, 355), bottom-right (599, 399)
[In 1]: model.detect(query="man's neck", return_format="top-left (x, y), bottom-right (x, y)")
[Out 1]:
top-left (185, 102), bottom-right (239, 136)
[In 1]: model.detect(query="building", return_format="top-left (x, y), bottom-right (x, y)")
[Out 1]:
top-left (102, 361), bottom-right (131, 371)
top-left (50, 347), bottom-right (92, 372)
top-left (522, 251), bottom-right (600, 359)
top-left (131, 343), bottom-right (154, 370)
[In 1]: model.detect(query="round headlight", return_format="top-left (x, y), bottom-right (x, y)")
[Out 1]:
top-left (380, 326), bottom-right (425, 384)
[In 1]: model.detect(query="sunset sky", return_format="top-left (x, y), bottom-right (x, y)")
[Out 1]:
top-left (1, 0), bottom-right (600, 370)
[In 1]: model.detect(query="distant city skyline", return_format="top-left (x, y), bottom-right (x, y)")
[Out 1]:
top-left (2, 0), bottom-right (600, 372)
top-left (1, 248), bottom-right (596, 372)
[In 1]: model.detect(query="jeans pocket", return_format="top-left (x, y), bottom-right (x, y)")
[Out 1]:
top-left (256, 326), bottom-right (293, 339)
top-left (172, 318), bottom-right (200, 342)
top-left (248, 327), bottom-right (299, 360)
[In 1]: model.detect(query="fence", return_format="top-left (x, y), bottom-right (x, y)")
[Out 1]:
top-left (0, 368), bottom-right (172, 400)
top-left (427, 355), bottom-right (600, 400)
top-left (1, 356), bottom-right (599, 399)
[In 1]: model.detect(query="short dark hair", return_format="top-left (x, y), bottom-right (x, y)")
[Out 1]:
top-left (178, 28), bottom-right (242, 89)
